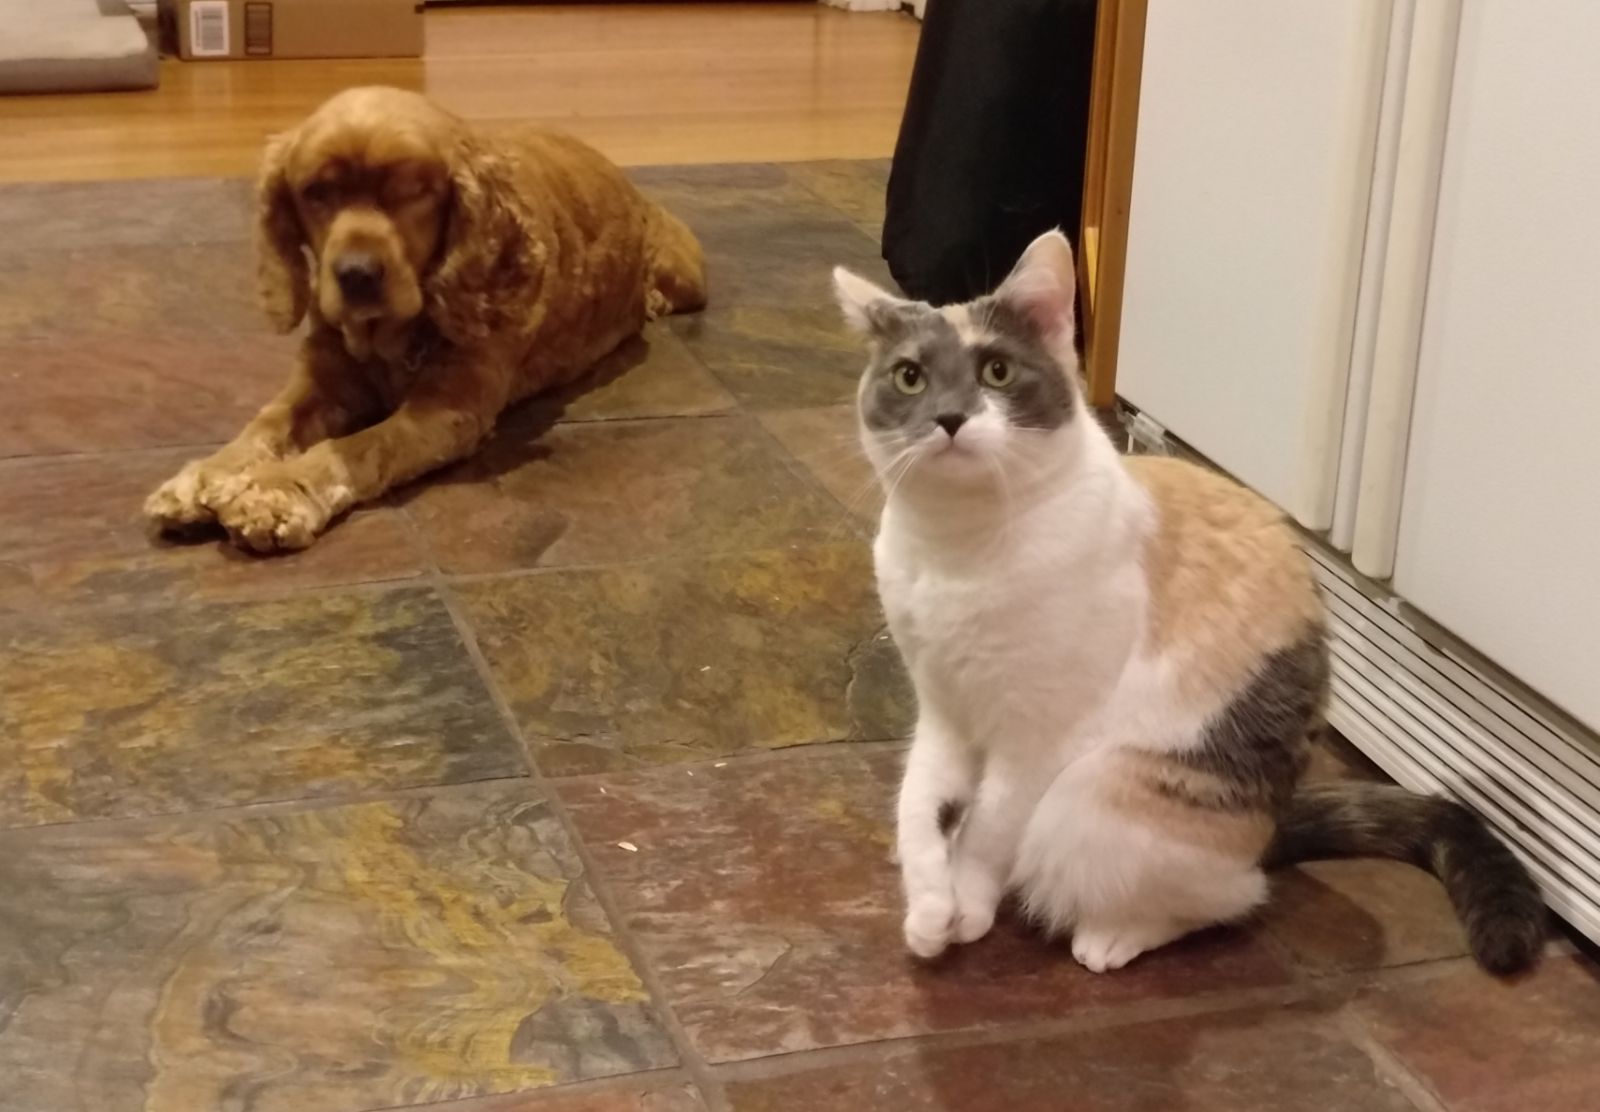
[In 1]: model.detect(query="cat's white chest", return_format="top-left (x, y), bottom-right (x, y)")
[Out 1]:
top-left (878, 560), bottom-right (1000, 673)
top-left (875, 521), bottom-right (1141, 749)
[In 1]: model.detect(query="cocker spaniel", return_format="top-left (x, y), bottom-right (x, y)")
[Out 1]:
top-left (145, 86), bottom-right (707, 551)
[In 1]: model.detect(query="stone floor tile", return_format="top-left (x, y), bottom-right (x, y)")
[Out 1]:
top-left (1356, 954), bottom-right (1600, 1112)
top-left (0, 177), bottom-right (251, 255)
top-left (560, 749), bottom-right (1294, 1063)
top-left (0, 586), bottom-right (521, 826)
top-left (753, 404), bottom-right (880, 524)
top-left (458, 545), bottom-right (912, 775)
top-left (521, 324), bottom-right (736, 426)
top-left (721, 1005), bottom-right (1418, 1111)
top-left (1264, 859), bottom-right (1470, 973)
top-left (0, 448), bottom-right (425, 612)
top-left (670, 305), bottom-right (867, 410)
top-left (414, 1080), bottom-right (705, 1111)
top-left (406, 415), bottom-right (845, 575)
top-left (784, 158), bottom-right (891, 236)
top-left (0, 781), bottom-right (675, 1112)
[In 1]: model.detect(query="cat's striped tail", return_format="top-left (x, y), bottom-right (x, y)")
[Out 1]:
top-left (1264, 783), bottom-right (1546, 974)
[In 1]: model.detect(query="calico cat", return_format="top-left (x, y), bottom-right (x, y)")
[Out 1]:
top-left (833, 231), bottom-right (1545, 974)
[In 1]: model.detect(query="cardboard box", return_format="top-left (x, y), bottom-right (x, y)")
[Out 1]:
top-left (171, 0), bottom-right (423, 61)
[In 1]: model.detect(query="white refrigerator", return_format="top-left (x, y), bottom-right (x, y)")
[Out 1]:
top-left (1114, 0), bottom-right (1600, 945)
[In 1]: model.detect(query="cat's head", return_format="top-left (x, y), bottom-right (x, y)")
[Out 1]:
top-left (834, 231), bottom-right (1081, 491)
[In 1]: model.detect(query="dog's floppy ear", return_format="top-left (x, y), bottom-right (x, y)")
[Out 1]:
top-left (255, 129), bottom-right (309, 332)
top-left (425, 135), bottom-right (547, 348)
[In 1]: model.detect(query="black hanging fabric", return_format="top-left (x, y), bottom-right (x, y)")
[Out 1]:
top-left (882, 0), bottom-right (1100, 305)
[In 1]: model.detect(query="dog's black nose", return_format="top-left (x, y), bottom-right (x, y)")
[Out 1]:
top-left (935, 413), bottom-right (967, 437)
top-left (333, 253), bottom-right (385, 302)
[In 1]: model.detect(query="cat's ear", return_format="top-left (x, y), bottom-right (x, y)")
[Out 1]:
top-left (833, 266), bottom-right (907, 335)
top-left (996, 230), bottom-right (1077, 342)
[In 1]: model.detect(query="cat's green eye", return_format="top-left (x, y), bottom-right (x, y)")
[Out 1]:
top-left (981, 358), bottom-right (1014, 388)
top-left (892, 361), bottom-right (927, 395)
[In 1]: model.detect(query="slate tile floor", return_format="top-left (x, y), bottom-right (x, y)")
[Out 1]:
top-left (0, 160), bottom-right (1594, 1111)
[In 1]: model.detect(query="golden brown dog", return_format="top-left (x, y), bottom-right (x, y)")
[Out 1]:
top-left (145, 86), bottom-right (707, 551)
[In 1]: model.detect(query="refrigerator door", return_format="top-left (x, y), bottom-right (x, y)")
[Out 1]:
top-left (1390, 0), bottom-right (1600, 733)
top-left (1116, 0), bottom-right (1387, 526)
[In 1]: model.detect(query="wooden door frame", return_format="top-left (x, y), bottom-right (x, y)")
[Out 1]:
top-left (1078, 0), bottom-right (1148, 409)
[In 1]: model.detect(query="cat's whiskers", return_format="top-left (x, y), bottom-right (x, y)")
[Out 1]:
top-left (823, 480), bottom-right (884, 541)
top-left (819, 431), bottom-right (911, 540)
top-left (876, 443), bottom-right (924, 509)
top-left (824, 461), bottom-right (895, 540)
top-left (987, 451), bottom-right (1019, 550)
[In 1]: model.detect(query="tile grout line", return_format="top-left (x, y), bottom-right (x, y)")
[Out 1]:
top-left (544, 736), bottom-right (911, 788)
top-left (783, 165), bottom-right (890, 243)
top-left (357, 1066), bottom-right (700, 1112)
top-left (435, 537), bottom-right (864, 588)
top-left (0, 739), bottom-right (913, 842)
top-left (742, 407), bottom-right (877, 544)
top-left (0, 404), bottom-right (739, 472)
top-left (12, 537), bottom-right (879, 627)
top-left (704, 973), bottom-right (1337, 1085)
top-left (1334, 1009), bottom-right (1454, 1112)
top-left (0, 441), bottom-right (229, 466)
top-left (704, 955), bottom-right (1484, 1088)
top-left (0, 770), bottom-right (539, 842)
top-left (666, 301), bottom-right (876, 542)
top-left (2, 532), bottom-right (432, 624)
top-left (402, 509), bottom-right (734, 1112)
top-left (1250, 907), bottom-right (1320, 985)
top-left (0, 741), bottom-right (906, 846)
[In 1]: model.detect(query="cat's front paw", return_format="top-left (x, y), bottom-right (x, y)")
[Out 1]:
top-left (953, 901), bottom-right (997, 945)
top-left (904, 896), bottom-right (956, 959)
top-left (951, 868), bottom-right (1001, 945)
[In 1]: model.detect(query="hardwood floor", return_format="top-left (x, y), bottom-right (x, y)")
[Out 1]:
top-left (0, 3), bottom-right (920, 184)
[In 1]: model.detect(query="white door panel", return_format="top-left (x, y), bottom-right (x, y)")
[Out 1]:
top-left (1392, 0), bottom-right (1600, 732)
top-left (1118, 0), bottom-right (1387, 524)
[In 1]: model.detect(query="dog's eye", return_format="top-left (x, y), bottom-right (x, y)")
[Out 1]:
top-left (386, 178), bottom-right (434, 204)
top-left (301, 181), bottom-right (337, 206)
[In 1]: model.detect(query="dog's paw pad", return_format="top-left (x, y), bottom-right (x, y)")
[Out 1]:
top-left (145, 465), bottom-right (215, 530)
top-left (215, 473), bottom-right (329, 553)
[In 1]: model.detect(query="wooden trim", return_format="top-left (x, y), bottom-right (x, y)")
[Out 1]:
top-left (1078, 0), bottom-right (1116, 318)
top-left (1078, 0), bottom-right (1148, 409)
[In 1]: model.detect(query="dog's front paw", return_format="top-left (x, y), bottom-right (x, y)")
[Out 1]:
top-left (145, 461), bottom-right (244, 533)
top-left (904, 895), bottom-right (957, 960)
top-left (212, 464), bottom-right (334, 553)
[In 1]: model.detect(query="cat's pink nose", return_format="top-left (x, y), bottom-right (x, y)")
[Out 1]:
top-left (936, 413), bottom-right (967, 437)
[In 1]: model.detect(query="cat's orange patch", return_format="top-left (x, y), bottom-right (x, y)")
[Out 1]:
top-left (1105, 749), bottom-right (1275, 861)
top-left (1128, 456), bottom-right (1323, 709)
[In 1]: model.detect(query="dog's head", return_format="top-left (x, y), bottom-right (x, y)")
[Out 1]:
top-left (255, 86), bottom-right (528, 349)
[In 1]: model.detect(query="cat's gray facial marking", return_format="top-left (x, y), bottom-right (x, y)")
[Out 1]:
top-left (836, 230), bottom-right (1081, 486)
top-left (858, 308), bottom-right (969, 433)
top-left (857, 297), bottom-right (1074, 442)
top-left (965, 294), bottom-right (1076, 431)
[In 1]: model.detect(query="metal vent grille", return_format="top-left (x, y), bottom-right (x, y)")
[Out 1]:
top-left (1307, 544), bottom-right (1600, 945)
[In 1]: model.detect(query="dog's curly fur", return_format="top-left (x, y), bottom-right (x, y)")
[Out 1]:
top-left (146, 86), bottom-right (707, 551)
